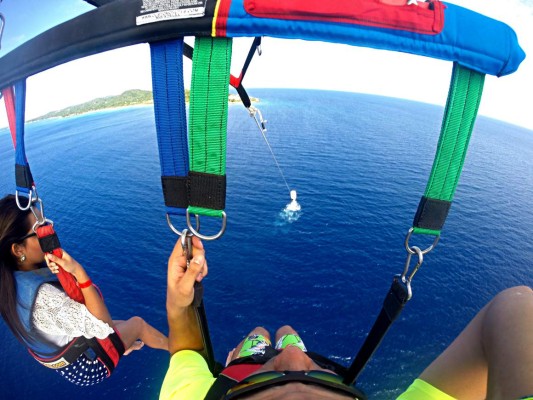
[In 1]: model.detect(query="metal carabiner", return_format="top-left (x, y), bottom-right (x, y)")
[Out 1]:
top-left (29, 196), bottom-right (46, 223)
top-left (404, 227), bottom-right (440, 255)
top-left (248, 106), bottom-right (267, 134)
top-left (397, 245), bottom-right (423, 301)
top-left (186, 209), bottom-right (227, 241)
top-left (401, 245), bottom-right (424, 283)
top-left (180, 229), bottom-right (194, 265)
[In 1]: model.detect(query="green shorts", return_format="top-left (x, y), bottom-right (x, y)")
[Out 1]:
top-left (237, 334), bottom-right (307, 358)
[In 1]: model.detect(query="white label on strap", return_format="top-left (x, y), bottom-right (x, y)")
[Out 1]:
top-left (136, 0), bottom-right (207, 25)
top-left (38, 357), bottom-right (69, 369)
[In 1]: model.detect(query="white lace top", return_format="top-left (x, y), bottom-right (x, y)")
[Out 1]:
top-left (32, 283), bottom-right (114, 347)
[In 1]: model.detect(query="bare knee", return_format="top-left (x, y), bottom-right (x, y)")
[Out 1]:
top-left (128, 316), bottom-right (146, 331)
top-left (491, 286), bottom-right (532, 307)
top-left (276, 325), bottom-right (298, 341)
top-left (483, 286), bottom-right (532, 338)
top-left (247, 326), bottom-right (269, 339)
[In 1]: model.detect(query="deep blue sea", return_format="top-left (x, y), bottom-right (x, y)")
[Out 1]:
top-left (0, 89), bottom-right (531, 399)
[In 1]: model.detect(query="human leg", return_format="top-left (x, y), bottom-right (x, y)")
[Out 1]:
top-left (275, 325), bottom-right (307, 352)
top-left (417, 286), bottom-right (533, 400)
top-left (114, 316), bottom-right (168, 352)
top-left (226, 326), bottom-right (271, 365)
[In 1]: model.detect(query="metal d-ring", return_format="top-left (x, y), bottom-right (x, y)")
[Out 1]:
top-left (404, 227), bottom-right (440, 255)
top-left (15, 189), bottom-right (35, 211)
top-left (166, 213), bottom-right (199, 236)
top-left (186, 209), bottom-right (227, 241)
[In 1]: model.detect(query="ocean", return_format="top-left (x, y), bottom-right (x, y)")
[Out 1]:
top-left (0, 89), bottom-right (531, 399)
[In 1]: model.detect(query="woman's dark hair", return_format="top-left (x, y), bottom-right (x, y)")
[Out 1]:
top-left (0, 194), bottom-right (34, 344)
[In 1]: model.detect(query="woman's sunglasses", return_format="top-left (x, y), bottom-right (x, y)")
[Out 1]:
top-left (224, 370), bottom-right (366, 399)
top-left (17, 232), bottom-right (37, 242)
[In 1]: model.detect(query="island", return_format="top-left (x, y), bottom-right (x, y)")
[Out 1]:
top-left (30, 89), bottom-right (259, 122)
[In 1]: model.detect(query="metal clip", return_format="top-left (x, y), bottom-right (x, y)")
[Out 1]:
top-left (248, 106), bottom-right (267, 134)
top-left (180, 229), bottom-right (194, 265)
top-left (399, 245), bottom-right (423, 300)
top-left (401, 246), bottom-right (424, 281)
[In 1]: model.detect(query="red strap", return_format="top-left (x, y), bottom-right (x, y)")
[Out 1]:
top-left (96, 337), bottom-right (120, 375)
top-left (221, 364), bottom-right (263, 381)
top-left (36, 224), bottom-right (85, 304)
top-left (2, 86), bottom-right (17, 148)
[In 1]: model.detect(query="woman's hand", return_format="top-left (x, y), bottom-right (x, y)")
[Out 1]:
top-left (167, 236), bottom-right (208, 311)
top-left (45, 250), bottom-right (84, 277)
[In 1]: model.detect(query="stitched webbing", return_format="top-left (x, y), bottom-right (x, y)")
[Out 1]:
top-left (413, 63), bottom-right (485, 236)
top-left (150, 39), bottom-right (189, 215)
top-left (188, 37), bottom-right (232, 218)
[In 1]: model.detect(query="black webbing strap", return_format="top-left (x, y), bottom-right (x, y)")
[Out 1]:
top-left (185, 38), bottom-right (261, 109)
top-left (229, 37), bottom-right (261, 108)
top-left (343, 277), bottom-right (410, 385)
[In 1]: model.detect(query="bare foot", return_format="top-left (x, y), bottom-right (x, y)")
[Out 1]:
top-left (124, 340), bottom-right (144, 356)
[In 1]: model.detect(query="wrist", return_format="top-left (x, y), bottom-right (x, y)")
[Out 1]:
top-left (78, 278), bottom-right (93, 289)
top-left (167, 302), bottom-right (192, 320)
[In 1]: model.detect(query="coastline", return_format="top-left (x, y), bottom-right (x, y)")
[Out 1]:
top-left (28, 89), bottom-right (259, 123)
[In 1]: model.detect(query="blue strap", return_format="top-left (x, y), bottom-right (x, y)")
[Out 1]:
top-left (150, 39), bottom-right (189, 216)
top-left (13, 80), bottom-right (34, 195)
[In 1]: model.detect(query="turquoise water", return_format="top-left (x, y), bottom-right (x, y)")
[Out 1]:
top-left (0, 89), bottom-right (531, 399)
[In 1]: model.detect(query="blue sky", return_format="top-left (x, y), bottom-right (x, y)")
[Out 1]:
top-left (0, 0), bottom-right (532, 130)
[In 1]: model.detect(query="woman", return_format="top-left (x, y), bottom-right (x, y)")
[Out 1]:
top-left (0, 194), bottom-right (168, 386)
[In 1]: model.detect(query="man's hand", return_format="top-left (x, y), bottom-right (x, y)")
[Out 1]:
top-left (167, 236), bottom-right (207, 309)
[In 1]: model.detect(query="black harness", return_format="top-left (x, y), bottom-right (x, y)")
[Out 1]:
top-left (203, 349), bottom-right (366, 400)
top-left (29, 331), bottom-right (125, 375)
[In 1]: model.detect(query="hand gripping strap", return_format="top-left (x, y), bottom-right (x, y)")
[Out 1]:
top-left (36, 224), bottom-right (85, 304)
top-left (188, 37), bottom-right (232, 218)
top-left (150, 39), bottom-right (190, 215)
top-left (413, 63), bottom-right (485, 235)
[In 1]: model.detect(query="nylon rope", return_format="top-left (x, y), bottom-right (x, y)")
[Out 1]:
top-left (188, 37), bottom-right (232, 218)
top-left (259, 129), bottom-right (291, 194)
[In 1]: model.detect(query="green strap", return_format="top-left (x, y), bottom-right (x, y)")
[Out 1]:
top-left (413, 63), bottom-right (485, 236)
top-left (188, 37), bottom-right (232, 218)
